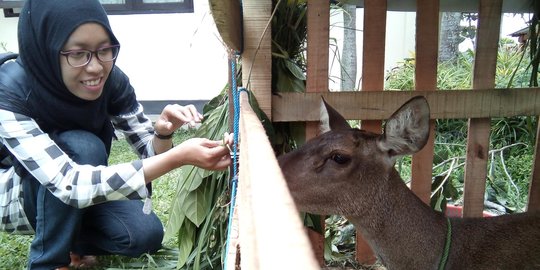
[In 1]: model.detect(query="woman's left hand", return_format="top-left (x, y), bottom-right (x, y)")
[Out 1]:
top-left (154, 104), bottom-right (203, 136)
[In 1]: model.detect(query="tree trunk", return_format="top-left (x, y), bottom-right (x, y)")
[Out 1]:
top-left (341, 4), bottom-right (357, 91)
top-left (439, 12), bottom-right (462, 62)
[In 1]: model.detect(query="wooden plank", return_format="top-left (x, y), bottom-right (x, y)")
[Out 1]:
top-left (306, 0), bottom-right (330, 94)
top-left (272, 88), bottom-right (540, 121)
top-left (305, 0), bottom-right (330, 141)
top-left (238, 92), bottom-right (320, 270)
top-left (356, 0), bottom-right (387, 264)
top-left (527, 117), bottom-right (540, 212)
top-left (462, 0), bottom-right (502, 218)
top-left (242, 0), bottom-right (272, 118)
top-left (360, 0), bottom-right (386, 134)
top-left (411, 0), bottom-right (439, 205)
top-left (305, 0), bottom-right (330, 265)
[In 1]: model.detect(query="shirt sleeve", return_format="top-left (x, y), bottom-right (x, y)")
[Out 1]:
top-left (0, 109), bottom-right (148, 208)
top-left (110, 103), bottom-right (156, 159)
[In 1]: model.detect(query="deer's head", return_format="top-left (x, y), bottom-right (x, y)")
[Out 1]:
top-left (278, 96), bottom-right (430, 216)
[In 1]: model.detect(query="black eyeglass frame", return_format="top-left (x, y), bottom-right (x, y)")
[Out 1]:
top-left (59, 44), bottom-right (121, 68)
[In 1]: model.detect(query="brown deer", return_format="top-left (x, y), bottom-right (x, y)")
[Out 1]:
top-left (278, 96), bottom-right (540, 270)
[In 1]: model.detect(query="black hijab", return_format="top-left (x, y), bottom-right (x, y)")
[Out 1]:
top-left (0, 0), bottom-right (138, 152)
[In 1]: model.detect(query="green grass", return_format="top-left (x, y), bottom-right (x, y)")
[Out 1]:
top-left (0, 129), bottom-right (195, 269)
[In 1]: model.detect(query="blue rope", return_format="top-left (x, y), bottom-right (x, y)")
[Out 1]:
top-left (224, 54), bottom-right (242, 270)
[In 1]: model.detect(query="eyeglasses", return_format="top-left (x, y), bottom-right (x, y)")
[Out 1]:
top-left (60, 45), bottom-right (120, 68)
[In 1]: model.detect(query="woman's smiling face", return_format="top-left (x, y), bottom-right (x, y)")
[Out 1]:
top-left (60, 23), bottom-right (114, 101)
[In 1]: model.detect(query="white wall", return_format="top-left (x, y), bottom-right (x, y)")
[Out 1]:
top-left (0, 1), bottom-right (229, 101)
top-left (0, 13), bottom-right (18, 52)
top-left (329, 9), bottom-right (416, 91)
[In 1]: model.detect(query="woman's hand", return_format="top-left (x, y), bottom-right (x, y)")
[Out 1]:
top-left (154, 104), bottom-right (203, 136)
top-left (178, 137), bottom-right (232, 171)
top-left (143, 132), bottom-right (235, 183)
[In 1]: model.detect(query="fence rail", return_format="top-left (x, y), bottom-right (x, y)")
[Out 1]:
top-left (272, 89), bottom-right (540, 122)
top-left (228, 91), bottom-right (319, 270)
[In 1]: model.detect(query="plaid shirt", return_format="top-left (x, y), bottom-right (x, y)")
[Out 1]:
top-left (0, 103), bottom-right (156, 234)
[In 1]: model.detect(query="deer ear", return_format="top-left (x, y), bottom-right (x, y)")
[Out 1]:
top-left (320, 97), bottom-right (350, 133)
top-left (379, 96), bottom-right (430, 157)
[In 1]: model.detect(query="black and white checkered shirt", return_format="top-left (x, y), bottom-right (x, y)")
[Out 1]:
top-left (0, 103), bottom-right (155, 234)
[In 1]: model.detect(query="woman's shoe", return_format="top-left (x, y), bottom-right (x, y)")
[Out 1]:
top-left (69, 252), bottom-right (99, 268)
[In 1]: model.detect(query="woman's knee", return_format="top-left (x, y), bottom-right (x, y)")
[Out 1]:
top-left (118, 216), bottom-right (164, 257)
top-left (56, 130), bottom-right (108, 166)
top-left (86, 201), bottom-right (164, 257)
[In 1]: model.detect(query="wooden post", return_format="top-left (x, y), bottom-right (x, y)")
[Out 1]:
top-left (528, 117), bottom-right (540, 212)
top-left (462, 0), bottom-right (502, 217)
top-left (360, 0), bottom-right (385, 134)
top-left (241, 0), bottom-right (272, 119)
top-left (355, 0), bottom-right (387, 264)
top-left (411, 0), bottom-right (439, 205)
top-left (306, 0), bottom-right (330, 266)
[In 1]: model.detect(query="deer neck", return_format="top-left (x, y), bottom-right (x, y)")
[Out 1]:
top-left (346, 169), bottom-right (448, 270)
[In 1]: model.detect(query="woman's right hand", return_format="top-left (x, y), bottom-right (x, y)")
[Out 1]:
top-left (176, 137), bottom-right (232, 171)
top-left (143, 134), bottom-right (233, 183)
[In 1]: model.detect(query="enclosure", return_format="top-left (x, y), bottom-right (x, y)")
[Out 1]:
top-left (212, 0), bottom-right (540, 269)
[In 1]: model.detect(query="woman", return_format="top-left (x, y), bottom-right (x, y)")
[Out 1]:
top-left (0, 0), bottom-right (232, 269)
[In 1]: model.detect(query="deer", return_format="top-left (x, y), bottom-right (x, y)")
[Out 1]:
top-left (277, 96), bottom-right (540, 270)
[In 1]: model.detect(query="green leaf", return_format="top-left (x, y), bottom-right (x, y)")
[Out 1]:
top-left (203, 90), bottom-right (227, 115)
top-left (182, 178), bottom-right (214, 227)
top-left (164, 176), bottom-right (191, 242)
top-left (276, 64), bottom-right (305, 92)
top-left (177, 219), bottom-right (196, 269)
top-left (186, 167), bottom-right (203, 192)
top-left (443, 180), bottom-right (459, 200)
top-left (246, 90), bottom-right (275, 142)
top-left (163, 205), bottom-right (185, 242)
top-left (285, 59), bottom-right (306, 80)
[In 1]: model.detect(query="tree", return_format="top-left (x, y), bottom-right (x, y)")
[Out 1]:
top-left (439, 12), bottom-right (462, 62)
top-left (341, 3), bottom-right (357, 91)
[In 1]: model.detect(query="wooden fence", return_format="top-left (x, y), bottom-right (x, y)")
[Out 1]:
top-left (228, 0), bottom-right (540, 267)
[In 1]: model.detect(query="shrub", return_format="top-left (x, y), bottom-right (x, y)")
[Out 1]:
top-left (384, 43), bottom-right (537, 214)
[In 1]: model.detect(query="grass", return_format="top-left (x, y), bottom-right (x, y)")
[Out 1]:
top-left (0, 129), bottom-right (196, 269)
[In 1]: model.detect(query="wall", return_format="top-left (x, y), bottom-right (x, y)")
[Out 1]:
top-left (328, 10), bottom-right (418, 91)
top-left (0, 1), bottom-right (229, 102)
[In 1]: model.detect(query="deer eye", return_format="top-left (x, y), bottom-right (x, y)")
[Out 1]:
top-left (330, 153), bottom-right (350, 165)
